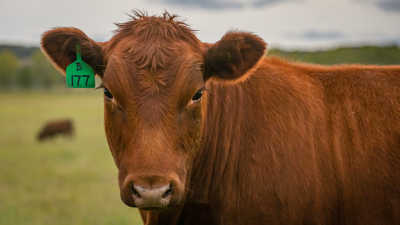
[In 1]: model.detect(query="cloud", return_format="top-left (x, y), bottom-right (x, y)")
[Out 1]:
top-left (375, 0), bottom-right (400, 12)
top-left (155, 0), bottom-right (241, 9)
top-left (252, 0), bottom-right (285, 7)
top-left (292, 30), bottom-right (346, 41)
top-left (354, 0), bottom-right (400, 12)
top-left (153, 0), bottom-right (293, 10)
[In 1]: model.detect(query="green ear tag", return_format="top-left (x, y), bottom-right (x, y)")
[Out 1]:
top-left (66, 45), bottom-right (95, 88)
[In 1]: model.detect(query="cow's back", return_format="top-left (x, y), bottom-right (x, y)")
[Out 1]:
top-left (190, 57), bottom-right (400, 225)
top-left (312, 65), bottom-right (400, 224)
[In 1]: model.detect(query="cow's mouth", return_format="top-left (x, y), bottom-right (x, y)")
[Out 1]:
top-left (140, 206), bottom-right (168, 211)
top-left (124, 200), bottom-right (182, 210)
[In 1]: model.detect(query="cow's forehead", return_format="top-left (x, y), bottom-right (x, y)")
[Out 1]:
top-left (104, 43), bottom-right (203, 90)
top-left (101, 12), bottom-right (206, 107)
top-left (103, 43), bottom-right (204, 112)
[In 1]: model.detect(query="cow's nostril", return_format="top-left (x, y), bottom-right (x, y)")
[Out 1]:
top-left (131, 183), bottom-right (142, 198)
top-left (127, 180), bottom-right (176, 208)
top-left (162, 184), bottom-right (173, 198)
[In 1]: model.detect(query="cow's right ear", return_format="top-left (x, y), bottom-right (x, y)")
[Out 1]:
top-left (41, 27), bottom-right (105, 76)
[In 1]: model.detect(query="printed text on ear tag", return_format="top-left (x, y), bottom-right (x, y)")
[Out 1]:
top-left (66, 44), bottom-right (95, 88)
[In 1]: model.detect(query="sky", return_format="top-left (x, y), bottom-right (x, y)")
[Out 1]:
top-left (0, 0), bottom-right (399, 49)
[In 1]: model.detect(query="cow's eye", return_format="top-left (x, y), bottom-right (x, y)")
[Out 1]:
top-left (104, 88), bottom-right (113, 99)
top-left (191, 88), bottom-right (204, 102)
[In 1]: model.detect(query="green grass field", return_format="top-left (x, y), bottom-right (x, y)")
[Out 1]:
top-left (0, 91), bottom-right (142, 225)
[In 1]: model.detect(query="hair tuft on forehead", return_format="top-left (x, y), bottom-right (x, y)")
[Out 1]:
top-left (113, 10), bottom-right (198, 44)
top-left (106, 10), bottom-right (201, 72)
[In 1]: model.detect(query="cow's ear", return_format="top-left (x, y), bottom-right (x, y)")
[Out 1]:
top-left (41, 27), bottom-right (105, 76)
top-left (203, 31), bottom-right (266, 82)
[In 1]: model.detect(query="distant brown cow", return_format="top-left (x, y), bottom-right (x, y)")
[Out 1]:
top-left (41, 11), bottom-right (400, 225)
top-left (37, 119), bottom-right (74, 141)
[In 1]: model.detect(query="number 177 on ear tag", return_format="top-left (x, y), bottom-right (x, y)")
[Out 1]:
top-left (66, 45), bottom-right (95, 88)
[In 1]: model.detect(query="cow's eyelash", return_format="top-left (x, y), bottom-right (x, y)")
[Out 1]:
top-left (96, 83), bottom-right (114, 99)
top-left (104, 88), bottom-right (113, 99)
top-left (191, 87), bottom-right (206, 103)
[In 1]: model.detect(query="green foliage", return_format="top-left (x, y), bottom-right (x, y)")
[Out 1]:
top-left (0, 44), bottom-right (400, 91)
top-left (268, 45), bottom-right (400, 65)
top-left (31, 50), bottom-right (64, 89)
top-left (16, 66), bottom-right (34, 89)
top-left (0, 49), bottom-right (64, 90)
top-left (0, 50), bottom-right (19, 89)
top-left (0, 92), bottom-right (142, 225)
top-left (0, 44), bottom-right (37, 59)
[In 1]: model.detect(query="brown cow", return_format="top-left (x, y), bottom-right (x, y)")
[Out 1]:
top-left (41, 11), bottom-right (400, 225)
top-left (37, 119), bottom-right (74, 141)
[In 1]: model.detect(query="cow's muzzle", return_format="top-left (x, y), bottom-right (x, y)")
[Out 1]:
top-left (131, 183), bottom-right (172, 209)
top-left (121, 174), bottom-right (182, 209)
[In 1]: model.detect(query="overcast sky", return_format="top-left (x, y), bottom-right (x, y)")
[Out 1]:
top-left (0, 0), bottom-right (399, 49)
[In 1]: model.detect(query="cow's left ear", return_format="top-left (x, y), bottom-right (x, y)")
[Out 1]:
top-left (203, 31), bottom-right (266, 82)
top-left (41, 27), bottom-right (105, 76)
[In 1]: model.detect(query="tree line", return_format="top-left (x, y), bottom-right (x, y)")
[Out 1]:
top-left (0, 49), bottom-right (64, 90)
top-left (0, 44), bottom-right (399, 90)
top-left (268, 45), bottom-right (400, 65)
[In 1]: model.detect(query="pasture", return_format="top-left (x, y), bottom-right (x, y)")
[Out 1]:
top-left (0, 91), bottom-right (142, 225)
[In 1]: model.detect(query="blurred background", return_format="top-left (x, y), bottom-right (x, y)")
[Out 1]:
top-left (0, 0), bottom-right (399, 224)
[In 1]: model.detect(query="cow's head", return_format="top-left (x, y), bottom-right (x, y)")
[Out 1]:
top-left (41, 12), bottom-right (266, 209)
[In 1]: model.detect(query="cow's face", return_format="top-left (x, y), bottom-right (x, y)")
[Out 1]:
top-left (41, 13), bottom-right (266, 210)
top-left (101, 35), bottom-right (206, 209)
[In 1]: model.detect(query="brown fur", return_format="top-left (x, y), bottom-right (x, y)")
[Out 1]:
top-left (37, 119), bottom-right (74, 141)
top-left (41, 11), bottom-right (400, 225)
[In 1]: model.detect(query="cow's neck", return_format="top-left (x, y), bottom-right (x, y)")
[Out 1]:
top-left (189, 79), bottom-right (250, 204)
